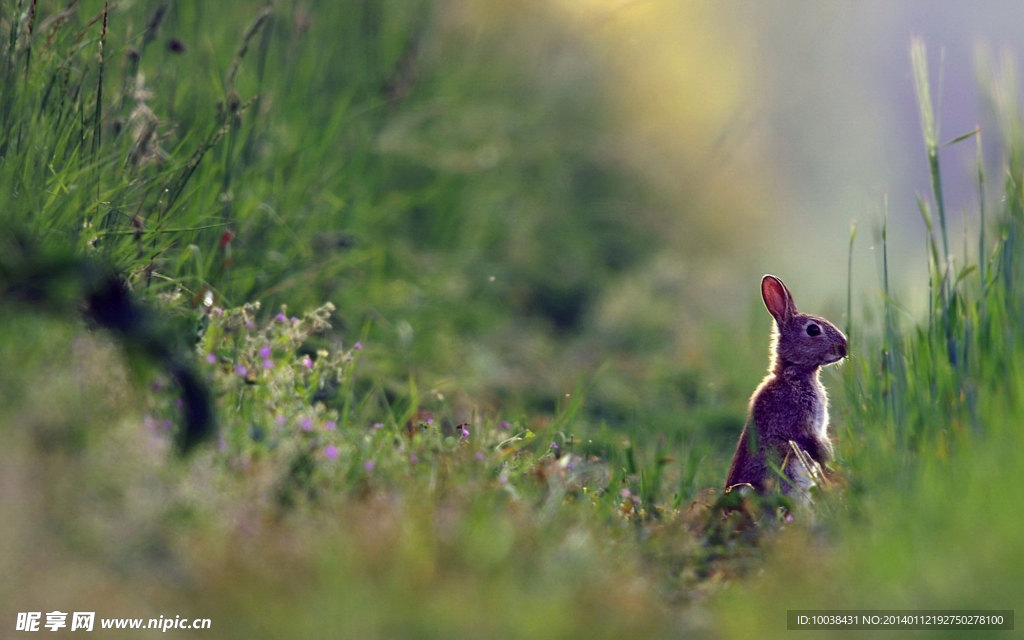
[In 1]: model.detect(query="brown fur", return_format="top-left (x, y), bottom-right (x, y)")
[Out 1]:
top-left (725, 275), bottom-right (847, 500)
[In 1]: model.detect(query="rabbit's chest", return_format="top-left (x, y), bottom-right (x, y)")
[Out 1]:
top-left (761, 376), bottom-right (829, 438)
top-left (806, 392), bottom-right (829, 437)
top-left (795, 379), bottom-right (829, 436)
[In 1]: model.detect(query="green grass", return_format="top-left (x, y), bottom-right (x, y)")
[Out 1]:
top-left (3, 4), bottom-right (1024, 639)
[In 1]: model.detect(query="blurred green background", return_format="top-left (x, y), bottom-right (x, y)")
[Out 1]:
top-left (3, 1), bottom-right (1023, 638)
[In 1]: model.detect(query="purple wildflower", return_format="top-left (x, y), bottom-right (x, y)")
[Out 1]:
top-left (325, 420), bottom-right (338, 431)
top-left (206, 353), bottom-right (217, 364)
top-left (259, 345), bottom-right (272, 359)
top-left (363, 460), bottom-right (375, 472)
top-left (499, 420), bottom-right (511, 430)
top-left (235, 364), bottom-right (248, 377)
top-left (262, 359), bottom-right (274, 370)
top-left (550, 441), bottom-right (559, 451)
top-left (302, 355), bottom-right (313, 370)
top-left (299, 417), bottom-right (313, 431)
top-left (354, 341), bottom-right (363, 351)
top-left (324, 444), bottom-right (340, 461)
top-left (459, 426), bottom-right (470, 438)
top-left (275, 313), bottom-right (287, 323)
top-left (409, 454), bottom-right (419, 464)
top-left (372, 422), bottom-right (383, 430)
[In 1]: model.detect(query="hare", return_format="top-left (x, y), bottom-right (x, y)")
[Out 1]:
top-left (724, 275), bottom-right (848, 503)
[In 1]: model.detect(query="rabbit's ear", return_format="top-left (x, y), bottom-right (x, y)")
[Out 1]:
top-left (761, 275), bottom-right (797, 324)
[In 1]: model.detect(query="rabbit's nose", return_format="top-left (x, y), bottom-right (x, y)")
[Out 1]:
top-left (837, 341), bottom-right (848, 358)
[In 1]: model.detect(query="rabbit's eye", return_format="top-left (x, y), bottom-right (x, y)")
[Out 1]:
top-left (806, 323), bottom-right (821, 337)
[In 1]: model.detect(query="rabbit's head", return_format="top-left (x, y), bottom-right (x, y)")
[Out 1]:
top-left (762, 275), bottom-right (847, 370)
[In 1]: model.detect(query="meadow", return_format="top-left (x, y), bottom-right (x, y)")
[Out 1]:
top-left (2, 2), bottom-right (1022, 638)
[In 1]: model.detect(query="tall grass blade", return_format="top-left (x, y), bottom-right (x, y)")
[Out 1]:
top-left (91, 3), bottom-right (108, 206)
top-left (846, 219), bottom-right (856, 341)
top-left (911, 37), bottom-right (951, 275)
